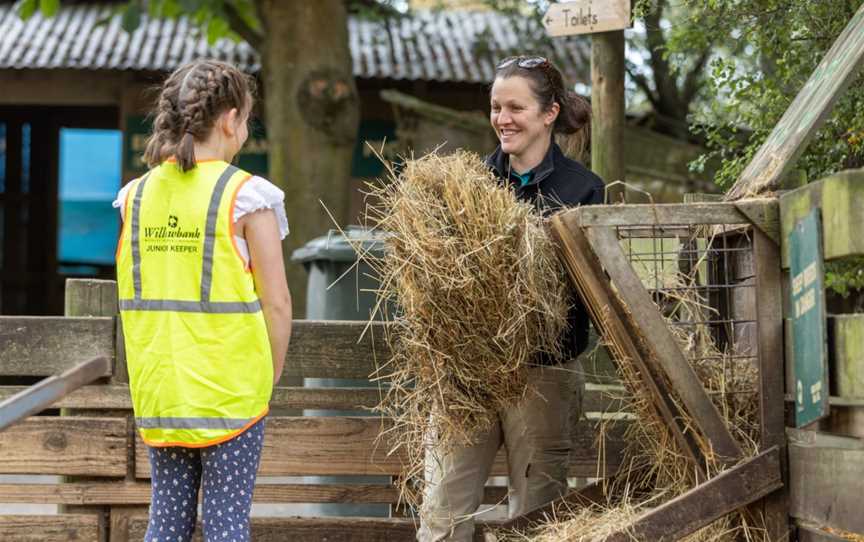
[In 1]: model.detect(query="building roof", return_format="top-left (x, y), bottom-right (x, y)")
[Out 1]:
top-left (0, 3), bottom-right (590, 84)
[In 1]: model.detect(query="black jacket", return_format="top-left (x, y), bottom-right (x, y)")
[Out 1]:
top-left (485, 142), bottom-right (605, 363)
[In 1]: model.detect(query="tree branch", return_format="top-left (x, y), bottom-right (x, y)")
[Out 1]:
top-left (682, 47), bottom-right (711, 105)
top-left (223, 0), bottom-right (264, 51)
top-left (643, 0), bottom-right (679, 112)
top-left (626, 63), bottom-right (659, 109)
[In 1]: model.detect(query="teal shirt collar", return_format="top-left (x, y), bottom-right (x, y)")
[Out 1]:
top-left (509, 169), bottom-right (535, 188)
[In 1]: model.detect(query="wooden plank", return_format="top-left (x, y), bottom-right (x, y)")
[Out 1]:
top-left (544, 0), bottom-right (631, 37)
top-left (571, 202), bottom-right (748, 227)
top-left (0, 384), bottom-right (626, 414)
top-left (788, 428), bottom-right (864, 535)
top-left (752, 228), bottom-right (791, 541)
top-left (726, 4), bottom-right (864, 199)
top-left (832, 314), bottom-right (864, 398)
top-left (735, 198), bottom-right (781, 244)
top-left (0, 417), bottom-right (126, 476)
top-left (135, 417), bottom-right (625, 478)
top-left (820, 170), bottom-right (864, 260)
top-left (0, 356), bottom-right (110, 432)
top-left (124, 516), bottom-right (419, 542)
top-left (550, 214), bottom-right (706, 474)
top-left (586, 225), bottom-right (743, 462)
top-left (64, 278), bottom-right (118, 317)
top-left (604, 446), bottom-right (783, 542)
top-left (0, 316), bottom-right (114, 377)
top-left (0, 317), bottom-right (387, 380)
top-left (281, 320), bottom-right (389, 380)
top-left (493, 479), bottom-right (608, 533)
top-left (0, 514), bottom-right (101, 541)
top-left (0, 481), bottom-right (511, 506)
top-left (797, 523), bottom-right (850, 542)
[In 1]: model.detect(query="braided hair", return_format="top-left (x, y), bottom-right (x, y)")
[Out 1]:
top-left (143, 59), bottom-right (256, 172)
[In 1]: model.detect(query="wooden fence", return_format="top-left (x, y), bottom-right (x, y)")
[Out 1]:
top-left (0, 278), bottom-right (626, 542)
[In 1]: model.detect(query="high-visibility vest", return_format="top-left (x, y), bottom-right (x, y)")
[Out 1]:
top-left (116, 160), bottom-right (273, 447)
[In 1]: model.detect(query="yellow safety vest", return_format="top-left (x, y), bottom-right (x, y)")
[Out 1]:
top-left (116, 160), bottom-right (273, 447)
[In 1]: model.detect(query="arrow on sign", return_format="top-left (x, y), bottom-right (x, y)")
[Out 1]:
top-left (543, 0), bottom-right (631, 37)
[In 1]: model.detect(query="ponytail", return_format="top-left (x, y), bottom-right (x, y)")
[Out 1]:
top-left (555, 91), bottom-right (591, 160)
top-left (176, 132), bottom-right (197, 173)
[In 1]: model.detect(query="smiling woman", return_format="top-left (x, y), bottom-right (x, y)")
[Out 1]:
top-left (416, 56), bottom-right (606, 542)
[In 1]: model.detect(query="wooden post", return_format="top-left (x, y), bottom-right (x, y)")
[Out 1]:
top-left (591, 30), bottom-right (626, 202)
top-left (752, 229), bottom-right (790, 540)
top-left (62, 279), bottom-right (122, 541)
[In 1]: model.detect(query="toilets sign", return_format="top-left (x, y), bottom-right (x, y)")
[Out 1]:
top-left (543, 0), bottom-right (631, 37)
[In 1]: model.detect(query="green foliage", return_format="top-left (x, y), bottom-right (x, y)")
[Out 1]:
top-left (668, 0), bottom-right (864, 189)
top-left (826, 257), bottom-right (864, 299)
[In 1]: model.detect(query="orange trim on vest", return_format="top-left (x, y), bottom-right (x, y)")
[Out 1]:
top-left (141, 406), bottom-right (269, 449)
top-left (228, 174), bottom-right (254, 273)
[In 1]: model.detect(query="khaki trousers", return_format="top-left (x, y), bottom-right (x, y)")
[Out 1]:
top-left (417, 360), bottom-right (581, 542)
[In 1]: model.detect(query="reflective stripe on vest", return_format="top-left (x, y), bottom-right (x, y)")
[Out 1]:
top-left (117, 161), bottom-right (273, 448)
top-left (124, 165), bottom-right (254, 313)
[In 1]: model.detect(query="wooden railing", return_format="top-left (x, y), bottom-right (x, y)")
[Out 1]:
top-left (0, 278), bottom-right (626, 542)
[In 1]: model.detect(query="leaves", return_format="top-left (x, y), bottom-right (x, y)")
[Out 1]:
top-left (39, 0), bottom-right (59, 17)
top-left (120, 3), bottom-right (142, 33)
top-left (669, 0), bottom-right (864, 189)
top-left (826, 257), bottom-right (864, 299)
top-left (16, 0), bottom-right (38, 20)
top-left (16, 0), bottom-right (60, 19)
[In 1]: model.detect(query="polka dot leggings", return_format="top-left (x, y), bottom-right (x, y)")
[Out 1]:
top-left (144, 417), bottom-right (265, 542)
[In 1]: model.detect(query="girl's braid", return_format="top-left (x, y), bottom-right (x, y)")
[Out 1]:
top-left (143, 60), bottom-right (254, 172)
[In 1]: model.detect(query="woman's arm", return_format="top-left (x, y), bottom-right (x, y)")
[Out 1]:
top-left (240, 209), bottom-right (292, 384)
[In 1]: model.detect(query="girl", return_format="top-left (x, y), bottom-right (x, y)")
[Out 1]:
top-left (417, 56), bottom-right (605, 542)
top-left (114, 59), bottom-right (292, 542)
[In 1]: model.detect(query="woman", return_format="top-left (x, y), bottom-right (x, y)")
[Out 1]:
top-left (114, 59), bottom-right (292, 542)
top-left (417, 55), bottom-right (605, 542)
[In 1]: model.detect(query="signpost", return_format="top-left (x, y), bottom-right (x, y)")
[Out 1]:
top-left (544, 0), bottom-right (631, 199)
top-left (543, 0), bottom-right (631, 37)
top-left (788, 209), bottom-right (829, 427)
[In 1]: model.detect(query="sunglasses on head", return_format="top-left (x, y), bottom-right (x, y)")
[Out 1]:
top-left (496, 56), bottom-right (549, 70)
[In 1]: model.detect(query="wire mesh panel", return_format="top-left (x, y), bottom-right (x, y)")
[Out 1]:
top-left (614, 222), bottom-right (761, 444)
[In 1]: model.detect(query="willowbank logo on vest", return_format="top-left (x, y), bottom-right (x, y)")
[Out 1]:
top-left (144, 215), bottom-right (201, 254)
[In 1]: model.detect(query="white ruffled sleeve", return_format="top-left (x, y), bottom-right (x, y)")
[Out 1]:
top-left (112, 182), bottom-right (135, 222)
top-left (233, 176), bottom-right (290, 239)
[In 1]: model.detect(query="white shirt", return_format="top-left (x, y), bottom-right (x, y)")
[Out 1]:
top-left (113, 175), bottom-right (290, 265)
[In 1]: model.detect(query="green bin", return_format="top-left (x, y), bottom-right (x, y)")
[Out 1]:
top-left (291, 227), bottom-right (387, 321)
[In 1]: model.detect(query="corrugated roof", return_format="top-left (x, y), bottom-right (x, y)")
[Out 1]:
top-left (0, 3), bottom-right (590, 84)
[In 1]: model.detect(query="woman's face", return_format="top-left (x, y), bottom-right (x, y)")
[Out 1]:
top-left (490, 75), bottom-right (558, 159)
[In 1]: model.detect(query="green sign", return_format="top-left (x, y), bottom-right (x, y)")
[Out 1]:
top-left (124, 117), bottom-right (397, 179)
top-left (788, 208), bottom-right (829, 428)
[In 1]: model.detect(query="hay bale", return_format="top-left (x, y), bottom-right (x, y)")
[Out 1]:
top-left (363, 150), bottom-right (570, 506)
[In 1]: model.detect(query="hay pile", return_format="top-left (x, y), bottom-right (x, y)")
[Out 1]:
top-left (506, 236), bottom-right (766, 542)
top-left (363, 150), bottom-right (570, 507)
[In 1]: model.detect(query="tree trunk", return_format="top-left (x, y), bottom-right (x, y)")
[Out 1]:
top-left (257, 0), bottom-right (359, 317)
